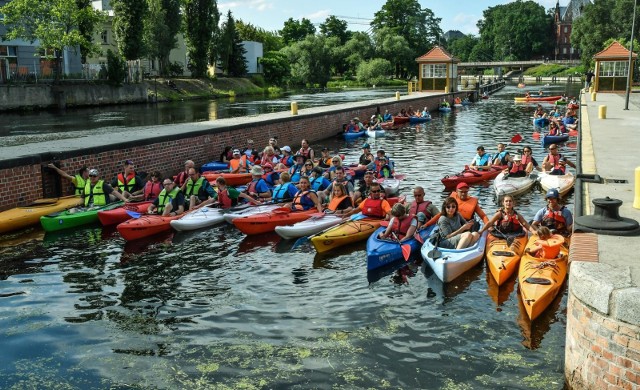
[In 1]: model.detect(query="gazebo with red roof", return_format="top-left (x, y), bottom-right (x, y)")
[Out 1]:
top-left (415, 46), bottom-right (460, 93)
top-left (593, 41), bottom-right (637, 93)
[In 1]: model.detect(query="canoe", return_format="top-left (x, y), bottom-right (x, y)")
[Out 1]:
top-left (393, 116), bottom-right (410, 124)
top-left (409, 116), bottom-right (430, 124)
top-left (439, 106), bottom-right (452, 112)
top-left (554, 99), bottom-right (567, 105)
top-left (441, 165), bottom-right (507, 188)
top-left (538, 171), bottom-right (575, 197)
top-left (223, 204), bottom-right (281, 223)
top-left (274, 214), bottom-right (343, 239)
top-left (493, 172), bottom-right (537, 198)
top-left (366, 225), bottom-right (436, 270)
top-left (202, 171), bottom-right (252, 186)
top-left (117, 214), bottom-right (182, 241)
top-left (40, 201), bottom-right (124, 232)
top-left (311, 218), bottom-right (383, 253)
top-left (376, 177), bottom-right (401, 196)
top-left (0, 196), bottom-right (83, 234)
top-left (532, 117), bottom-right (549, 127)
top-left (366, 129), bottom-right (385, 138)
top-left (541, 134), bottom-right (569, 146)
top-left (200, 161), bottom-right (230, 172)
top-left (518, 235), bottom-right (568, 320)
top-left (170, 206), bottom-right (226, 231)
top-left (486, 232), bottom-right (528, 285)
top-left (420, 226), bottom-right (488, 283)
top-left (343, 131), bottom-right (366, 140)
top-left (514, 95), bottom-right (562, 102)
top-left (97, 201), bottom-right (154, 226)
top-left (233, 208), bottom-right (318, 235)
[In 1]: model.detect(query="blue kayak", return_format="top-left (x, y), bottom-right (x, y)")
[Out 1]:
top-left (366, 225), bottom-right (436, 270)
top-left (439, 106), bottom-right (452, 112)
top-left (409, 116), bottom-right (431, 124)
top-left (201, 161), bottom-right (229, 172)
top-left (541, 134), bottom-right (569, 146)
top-left (343, 131), bottom-right (366, 140)
top-left (533, 117), bottom-right (549, 128)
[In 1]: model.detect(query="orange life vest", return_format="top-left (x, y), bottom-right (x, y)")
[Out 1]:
top-left (452, 193), bottom-right (479, 220)
top-left (534, 235), bottom-right (564, 259)
top-left (327, 195), bottom-right (349, 212)
top-left (230, 156), bottom-right (249, 172)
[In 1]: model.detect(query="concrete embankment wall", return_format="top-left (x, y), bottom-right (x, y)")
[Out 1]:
top-left (0, 83), bottom-right (148, 111)
top-left (0, 91), bottom-right (470, 211)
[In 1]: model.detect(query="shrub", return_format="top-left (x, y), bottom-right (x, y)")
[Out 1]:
top-left (356, 59), bottom-right (392, 86)
top-left (167, 62), bottom-right (184, 77)
top-left (106, 50), bottom-right (127, 86)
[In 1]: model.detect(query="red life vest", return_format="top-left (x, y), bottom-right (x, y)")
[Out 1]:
top-left (541, 206), bottom-right (568, 233)
top-left (362, 198), bottom-right (386, 218)
top-left (143, 181), bottom-right (162, 201)
top-left (217, 188), bottom-right (237, 209)
top-left (409, 201), bottom-right (432, 219)
top-left (497, 208), bottom-right (522, 234)
top-left (245, 179), bottom-right (265, 195)
top-left (390, 215), bottom-right (417, 237)
top-left (280, 155), bottom-right (290, 166)
top-left (547, 153), bottom-right (565, 173)
top-left (509, 163), bottom-right (526, 174)
top-left (298, 147), bottom-right (312, 159)
top-left (521, 154), bottom-right (532, 166)
top-left (175, 171), bottom-right (189, 187)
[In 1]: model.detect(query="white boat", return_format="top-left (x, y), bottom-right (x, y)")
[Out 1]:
top-left (170, 206), bottom-right (225, 231)
top-left (274, 214), bottom-right (343, 239)
top-left (420, 225), bottom-right (488, 283)
top-left (493, 171), bottom-right (537, 198)
top-left (366, 129), bottom-right (385, 138)
top-left (538, 171), bottom-right (575, 197)
top-left (376, 178), bottom-right (400, 196)
top-left (223, 204), bottom-right (280, 223)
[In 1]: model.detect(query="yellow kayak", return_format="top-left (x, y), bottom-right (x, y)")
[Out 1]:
top-left (311, 218), bottom-right (382, 253)
top-left (0, 196), bottom-right (83, 234)
top-left (485, 232), bottom-right (528, 286)
top-left (518, 235), bottom-right (569, 320)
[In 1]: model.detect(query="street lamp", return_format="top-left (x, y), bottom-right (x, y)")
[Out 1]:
top-left (624, 0), bottom-right (637, 110)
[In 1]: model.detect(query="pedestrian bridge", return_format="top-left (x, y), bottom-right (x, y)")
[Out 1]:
top-left (459, 60), bottom-right (580, 68)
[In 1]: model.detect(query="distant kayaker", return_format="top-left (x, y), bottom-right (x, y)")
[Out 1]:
top-left (469, 146), bottom-right (491, 170)
top-left (244, 165), bottom-right (272, 202)
top-left (219, 146), bottom-right (233, 163)
top-left (277, 145), bottom-right (294, 169)
top-left (321, 167), bottom-right (355, 203)
top-left (318, 147), bottom-right (333, 168)
top-left (215, 177), bottom-right (261, 208)
top-left (383, 109), bottom-right (393, 122)
top-left (353, 170), bottom-right (384, 206)
top-left (479, 195), bottom-right (530, 236)
top-left (378, 203), bottom-right (418, 242)
top-left (183, 168), bottom-right (217, 211)
top-left (288, 154), bottom-right (306, 183)
top-left (287, 176), bottom-right (323, 213)
top-left (260, 146), bottom-right (280, 166)
top-left (147, 179), bottom-right (185, 216)
top-left (520, 146), bottom-right (540, 173)
top-left (83, 168), bottom-right (129, 208)
top-left (229, 149), bottom-right (251, 174)
top-left (542, 145), bottom-right (575, 175)
top-left (308, 167), bottom-right (331, 192)
top-left (343, 182), bottom-right (391, 219)
top-left (420, 106), bottom-right (431, 119)
top-left (298, 139), bottom-right (315, 161)
top-left (175, 160), bottom-right (195, 188)
top-left (530, 189), bottom-right (573, 237)
top-left (243, 139), bottom-right (255, 158)
top-left (358, 143), bottom-right (374, 166)
top-left (47, 163), bottom-right (89, 196)
top-left (112, 160), bottom-right (144, 200)
top-left (137, 171), bottom-right (163, 201)
top-left (435, 196), bottom-right (480, 250)
top-left (324, 155), bottom-right (343, 181)
top-left (525, 92), bottom-right (531, 98)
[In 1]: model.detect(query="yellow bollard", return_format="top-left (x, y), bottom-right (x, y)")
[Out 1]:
top-left (395, 91), bottom-right (400, 100)
top-left (635, 167), bottom-right (640, 209)
top-left (589, 86), bottom-right (594, 94)
top-left (291, 102), bottom-right (298, 115)
top-left (591, 92), bottom-right (597, 101)
top-left (407, 82), bottom-right (411, 95)
top-left (598, 105), bottom-right (607, 119)
top-left (444, 86), bottom-right (449, 93)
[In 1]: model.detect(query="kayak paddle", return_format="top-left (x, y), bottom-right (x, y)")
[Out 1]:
top-left (392, 232), bottom-right (412, 261)
top-left (427, 233), bottom-right (442, 259)
top-left (125, 210), bottom-right (142, 219)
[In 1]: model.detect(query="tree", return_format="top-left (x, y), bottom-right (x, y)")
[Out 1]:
top-left (236, 20), bottom-right (284, 52)
top-left (340, 32), bottom-right (375, 76)
top-left (356, 58), bottom-right (393, 86)
top-left (184, 0), bottom-right (220, 77)
top-left (282, 34), bottom-right (336, 87)
top-left (143, 0), bottom-right (181, 75)
top-left (111, 0), bottom-right (148, 60)
top-left (448, 35), bottom-right (479, 62)
top-left (260, 51), bottom-right (290, 85)
top-left (572, 0), bottom-right (626, 67)
top-left (0, 0), bottom-right (105, 80)
top-left (218, 11), bottom-right (248, 77)
top-left (280, 18), bottom-right (316, 45)
top-left (373, 27), bottom-right (413, 78)
top-left (75, 0), bottom-right (98, 63)
top-left (319, 15), bottom-right (350, 44)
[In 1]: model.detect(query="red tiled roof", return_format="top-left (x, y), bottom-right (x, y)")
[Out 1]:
top-left (416, 46), bottom-right (459, 63)
top-left (594, 41), bottom-right (638, 60)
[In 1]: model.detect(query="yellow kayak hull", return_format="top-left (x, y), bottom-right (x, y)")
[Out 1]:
top-left (311, 218), bottom-right (382, 253)
top-left (0, 196), bottom-right (83, 234)
top-left (486, 233), bottom-right (528, 286)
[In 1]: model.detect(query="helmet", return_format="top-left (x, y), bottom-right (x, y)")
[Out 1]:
top-left (88, 169), bottom-right (99, 176)
top-left (545, 189), bottom-right (559, 199)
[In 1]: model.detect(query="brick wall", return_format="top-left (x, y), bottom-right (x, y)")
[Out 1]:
top-left (0, 93), bottom-right (465, 211)
top-left (565, 294), bottom-right (640, 390)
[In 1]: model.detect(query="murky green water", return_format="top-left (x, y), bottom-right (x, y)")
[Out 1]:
top-left (0, 82), bottom-right (580, 389)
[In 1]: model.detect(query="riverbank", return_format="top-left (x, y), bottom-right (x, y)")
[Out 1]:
top-left (149, 77), bottom-right (266, 102)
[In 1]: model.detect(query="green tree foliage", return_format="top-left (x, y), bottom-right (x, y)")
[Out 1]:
top-left (448, 35), bottom-right (479, 62)
top-left (184, 0), bottom-right (220, 77)
top-left (106, 49), bottom-right (127, 86)
top-left (75, 0), bottom-right (98, 63)
top-left (260, 51), bottom-right (290, 85)
top-left (319, 15), bottom-right (350, 44)
top-left (280, 18), bottom-right (316, 45)
top-left (340, 32), bottom-right (375, 77)
top-left (219, 11), bottom-right (248, 77)
top-left (476, 1), bottom-right (553, 61)
top-left (236, 20), bottom-right (284, 52)
top-left (356, 58), bottom-right (393, 86)
top-left (143, 0), bottom-right (181, 75)
top-left (111, 0), bottom-right (148, 60)
top-left (0, 0), bottom-right (105, 80)
top-left (282, 34), bottom-right (336, 87)
top-left (373, 27), bottom-right (413, 78)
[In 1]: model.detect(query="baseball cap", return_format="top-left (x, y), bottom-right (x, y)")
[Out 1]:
top-left (456, 182), bottom-right (469, 190)
top-left (545, 189), bottom-right (559, 199)
top-left (124, 160), bottom-right (134, 165)
top-left (89, 169), bottom-right (99, 176)
top-left (282, 146), bottom-right (291, 153)
top-left (362, 143), bottom-right (370, 149)
top-left (233, 149), bottom-right (241, 155)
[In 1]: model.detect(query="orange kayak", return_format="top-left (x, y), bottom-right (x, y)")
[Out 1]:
top-left (97, 201), bottom-right (153, 226)
top-left (485, 233), bottom-right (528, 286)
top-left (203, 172), bottom-right (252, 186)
top-left (233, 208), bottom-right (318, 235)
top-left (117, 214), bottom-right (182, 241)
top-left (518, 235), bottom-right (569, 320)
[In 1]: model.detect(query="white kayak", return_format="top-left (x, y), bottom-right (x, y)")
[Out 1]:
top-left (538, 171), bottom-right (575, 197)
top-left (366, 129), bottom-right (385, 138)
top-left (493, 171), bottom-right (537, 198)
top-left (274, 214), bottom-right (343, 240)
top-left (376, 178), bottom-right (400, 196)
top-left (223, 204), bottom-right (281, 223)
top-left (420, 225), bottom-right (488, 283)
top-left (170, 206), bottom-right (225, 231)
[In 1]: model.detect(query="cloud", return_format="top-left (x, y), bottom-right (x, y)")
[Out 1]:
top-left (219, 0), bottom-right (273, 12)
top-left (303, 9), bottom-right (331, 22)
top-left (450, 13), bottom-right (480, 35)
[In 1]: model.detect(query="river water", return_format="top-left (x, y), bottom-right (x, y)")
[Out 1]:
top-left (0, 83), bottom-right (580, 389)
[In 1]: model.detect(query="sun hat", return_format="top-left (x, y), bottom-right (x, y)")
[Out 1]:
top-left (513, 155), bottom-right (522, 161)
top-left (282, 145), bottom-right (291, 153)
top-left (456, 182), bottom-right (469, 190)
top-left (250, 165), bottom-right (264, 175)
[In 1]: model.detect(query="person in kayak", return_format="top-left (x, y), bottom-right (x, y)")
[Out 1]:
top-left (308, 167), bottom-right (331, 192)
top-left (542, 145), bottom-right (575, 175)
top-left (424, 182), bottom-right (489, 228)
top-left (321, 167), bottom-right (355, 203)
top-left (408, 186), bottom-right (439, 222)
top-left (138, 171), bottom-right (163, 201)
top-left (325, 183), bottom-right (354, 216)
top-left (175, 160), bottom-right (195, 188)
top-left (383, 109), bottom-right (393, 122)
top-left (324, 156), bottom-right (343, 181)
top-left (378, 203), bottom-right (418, 242)
top-left (214, 177), bottom-right (261, 208)
top-left (271, 172), bottom-right (298, 203)
top-left (525, 226), bottom-right (565, 259)
top-left (436, 196), bottom-right (480, 250)
top-left (47, 163), bottom-right (89, 196)
top-left (112, 160), bottom-right (144, 200)
top-left (343, 182), bottom-right (391, 219)
top-left (83, 169), bottom-right (129, 208)
top-left (260, 146), bottom-right (280, 166)
top-left (420, 106), bottom-right (431, 119)
top-left (492, 143), bottom-right (510, 165)
top-left (147, 179), bottom-right (185, 216)
top-left (288, 154), bottom-right (306, 183)
top-left (183, 168), bottom-right (217, 210)
top-left (530, 189), bottom-right (573, 237)
top-left (353, 170), bottom-right (384, 206)
top-left (479, 195), bottom-right (530, 236)
top-left (298, 139), bottom-right (315, 161)
top-left (276, 145), bottom-right (294, 169)
top-left (520, 146), bottom-right (540, 174)
top-left (244, 165), bottom-right (272, 202)
top-left (469, 146), bottom-right (491, 170)
top-left (358, 143), bottom-right (374, 166)
top-left (229, 149), bottom-right (251, 174)
top-left (317, 147), bottom-right (333, 168)
top-left (288, 176), bottom-right (323, 213)
top-left (502, 155), bottom-right (527, 178)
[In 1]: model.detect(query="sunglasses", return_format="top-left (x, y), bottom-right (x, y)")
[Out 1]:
top-left (89, 175), bottom-right (98, 178)
top-left (305, 164), bottom-right (313, 167)
top-left (446, 205), bottom-right (457, 209)
top-left (163, 182), bottom-right (173, 186)
top-left (370, 190), bottom-right (381, 193)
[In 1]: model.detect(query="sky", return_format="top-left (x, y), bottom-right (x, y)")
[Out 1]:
top-left (218, 0), bottom-right (559, 36)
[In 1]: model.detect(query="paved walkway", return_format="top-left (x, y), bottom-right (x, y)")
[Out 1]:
top-left (572, 90), bottom-right (640, 325)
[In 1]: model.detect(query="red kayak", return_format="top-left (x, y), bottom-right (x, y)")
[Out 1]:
top-left (441, 165), bottom-right (507, 188)
top-left (392, 116), bottom-right (410, 124)
top-left (233, 208), bottom-right (319, 235)
top-left (203, 171), bottom-right (252, 186)
top-left (98, 201), bottom-right (153, 226)
top-left (117, 214), bottom-right (182, 241)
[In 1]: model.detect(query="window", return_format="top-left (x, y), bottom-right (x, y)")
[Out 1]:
top-left (599, 61), bottom-right (629, 77)
top-left (563, 48), bottom-right (567, 54)
top-left (564, 26), bottom-right (568, 33)
top-left (421, 64), bottom-right (447, 78)
top-left (101, 30), bottom-right (108, 44)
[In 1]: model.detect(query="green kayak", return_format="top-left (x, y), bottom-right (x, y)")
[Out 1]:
top-left (40, 202), bottom-right (124, 232)
top-left (554, 99), bottom-right (568, 105)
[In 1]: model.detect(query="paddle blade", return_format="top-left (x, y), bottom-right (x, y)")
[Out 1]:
top-left (125, 210), bottom-right (142, 218)
top-left (427, 249), bottom-right (442, 259)
top-left (511, 133), bottom-right (523, 144)
top-left (532, 132), bottom-right (540, 139)
top-left (414, 233), bottom-right (424, 244)
top-left (401, 244), bottom-right (411, 261)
